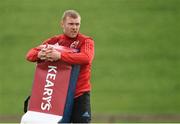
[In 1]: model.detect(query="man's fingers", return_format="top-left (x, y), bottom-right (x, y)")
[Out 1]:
top-left (38, 50), bottom-right (47, 60)
top-left (46, 47), bottom-right (54, 54)
top-left (41, 48), bottom-right (46, 52)
top-left (46, 47), bottom-right (53, 51)
top-left (38, 47), bottom-right (60, 61)
top-left (40, 56), bottom-right (46, 60)
top-left (46, 52), bottom-right (52, 58)
top-left (46, 50), bottom-right (53, 54)
top-left (46, 56), bottom-right (54, 62)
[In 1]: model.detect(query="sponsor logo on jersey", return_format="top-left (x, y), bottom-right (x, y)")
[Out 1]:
top-left (70, 40), bottom-right (79, 48)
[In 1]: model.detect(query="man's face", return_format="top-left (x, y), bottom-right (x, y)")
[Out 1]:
top-left (61, 16), bottom-right (81, 38)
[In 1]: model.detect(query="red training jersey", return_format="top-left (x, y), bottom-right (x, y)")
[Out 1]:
top-left (26, 33), bottom-right (95, 98)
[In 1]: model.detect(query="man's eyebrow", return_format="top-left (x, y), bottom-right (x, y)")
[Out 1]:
top-left (68, 22), bottom-right (80, 24)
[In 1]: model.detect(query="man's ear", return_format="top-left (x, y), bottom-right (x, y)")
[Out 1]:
top-left (60, 21), bottom-right (64, 28)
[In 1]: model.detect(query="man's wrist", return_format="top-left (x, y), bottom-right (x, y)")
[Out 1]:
top-left (59, 52), bottom-right (61, 60)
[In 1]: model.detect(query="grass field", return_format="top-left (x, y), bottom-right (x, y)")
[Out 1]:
top-left (0, 0), bottom-right (180, 122)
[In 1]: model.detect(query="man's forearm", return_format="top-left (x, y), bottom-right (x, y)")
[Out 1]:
top-left (61, 52), bottom-right (93, 65)
top-left (26, 48), bottom-right (40, 62)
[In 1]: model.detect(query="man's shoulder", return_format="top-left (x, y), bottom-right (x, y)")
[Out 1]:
top-left (46, 34), bottom-right (63, 40)
top-left (78, 33), bottom-right (94, 41)
top-left (55, 34), bottom-right (65, 39)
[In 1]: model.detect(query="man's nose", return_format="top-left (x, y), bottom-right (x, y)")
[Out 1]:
top-left (72, 24), bottom-right (77, 29)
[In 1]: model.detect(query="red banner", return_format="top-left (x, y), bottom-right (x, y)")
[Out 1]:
top-left (28, 45), bottom-right (77, 116)
top-left (29, 61), bottom-right (72, 116)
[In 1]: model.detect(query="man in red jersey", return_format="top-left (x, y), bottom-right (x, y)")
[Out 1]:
top-left (26, 10), bottom-right (94, 123)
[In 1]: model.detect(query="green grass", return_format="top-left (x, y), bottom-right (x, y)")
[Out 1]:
top-left (0, 0), bottom-right (180, 116)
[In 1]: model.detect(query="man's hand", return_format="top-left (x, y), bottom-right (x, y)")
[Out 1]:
top-left (46, 48), bottom-right (61, 62)
top-left (38, 48), bottom-right (47, 60)
top-left (38, 47), bottom-right (61, 61)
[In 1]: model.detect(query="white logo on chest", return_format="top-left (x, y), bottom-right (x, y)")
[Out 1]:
top-left (70, 40), bottom-right (79, 48)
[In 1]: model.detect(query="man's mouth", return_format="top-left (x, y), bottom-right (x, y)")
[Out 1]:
top-left (71, 31), bottom-right (77, 34)
top-left (72, 30), bottom-right (77, 33)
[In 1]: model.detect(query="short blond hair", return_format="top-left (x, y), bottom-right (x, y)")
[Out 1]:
top-left (62, 10), bottom-right (81, 21)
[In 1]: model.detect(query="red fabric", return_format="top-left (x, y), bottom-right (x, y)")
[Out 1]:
top-left (26, 33), bottom-right (94, 98)
top-left (29, 61), bottom-right (72, 115)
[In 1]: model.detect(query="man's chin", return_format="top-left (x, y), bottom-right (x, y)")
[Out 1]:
top-left (64, 33), bottom-right (78, 38)
top-left (69, 34), bottom-right (78, 38)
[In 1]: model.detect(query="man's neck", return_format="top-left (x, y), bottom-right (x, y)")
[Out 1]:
top-left (64, 33), bottom-right (79, 40)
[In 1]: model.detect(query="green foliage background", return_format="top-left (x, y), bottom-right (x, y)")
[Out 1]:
top-left (0, 0), bottom-right (180, 117)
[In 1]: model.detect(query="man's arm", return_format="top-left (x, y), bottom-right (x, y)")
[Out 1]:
top-left (26, 48), bottom-right (40, 62)
top-left (26, 36), bottom-right (59, 62)
top-left (61, 39), bottom-right (94, 65)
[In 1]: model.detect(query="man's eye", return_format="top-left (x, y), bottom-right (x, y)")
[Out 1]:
top-left (68, 23), bottom-right (80, 26)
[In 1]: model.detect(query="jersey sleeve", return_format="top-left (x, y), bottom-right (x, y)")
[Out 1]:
top-left (61, 39), bottom-right (94, 65)
top-left (26, 36), bottom-right (59, 62)
top-left (26, 47), bottom-right (40, 62)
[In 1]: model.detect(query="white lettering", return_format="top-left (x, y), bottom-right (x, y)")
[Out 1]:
top-left (43, 88), bottom-right (53, 96)
top-left (48, 66), bottom-right (57, 73)
top-left (41, 102), bottom-right (51, 111)
top-left (45, 79), bottom-right (54, 88)
top-left (40, 65), bottom-right (57, 111)
top-left (46, 73), bottom-right (56, 80)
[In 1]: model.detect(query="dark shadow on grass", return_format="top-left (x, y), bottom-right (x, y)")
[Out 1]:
top-left (1, 114), bottom-right (180, 123)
